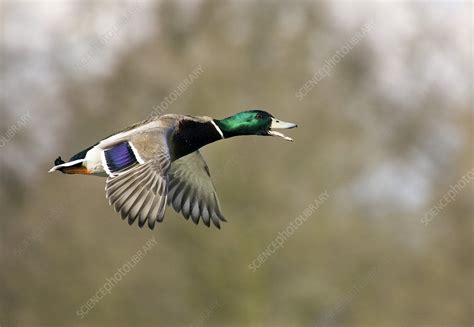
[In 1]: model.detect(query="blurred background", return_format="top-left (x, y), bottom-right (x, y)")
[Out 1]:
top-left (1, 1), bottom-right (472, 326)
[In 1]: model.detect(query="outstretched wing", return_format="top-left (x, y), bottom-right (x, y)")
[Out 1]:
top-left (167, 151), bottom-right (226, 228)
top-left (100, 126), bottom-right (172, 229)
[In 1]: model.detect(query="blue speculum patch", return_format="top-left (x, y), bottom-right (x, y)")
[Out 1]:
top-left (104, 142), bottom-right (138, 173)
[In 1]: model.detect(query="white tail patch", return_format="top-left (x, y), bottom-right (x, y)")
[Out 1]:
top-left (48, 159), bottom-right (84, 173)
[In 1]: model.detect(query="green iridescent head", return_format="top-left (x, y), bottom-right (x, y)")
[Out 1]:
top-left (214, 110), bottom-right (297, 141)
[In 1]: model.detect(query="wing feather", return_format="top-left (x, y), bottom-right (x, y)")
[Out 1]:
top-left (104, 129), bottom-right (171, 230)
top-left (167, 151), bottom-right (225, 228)
top-left (100, 120), bottom-right (225, 230)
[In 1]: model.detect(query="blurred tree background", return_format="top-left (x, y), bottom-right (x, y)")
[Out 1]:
top-left (1, 1), bottom-right (472, 326)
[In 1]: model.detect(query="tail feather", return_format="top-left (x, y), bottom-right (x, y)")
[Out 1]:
top-left (54, 156), bottom-right (65, 166)
top-left (49, 157), bottom-right (87, 174)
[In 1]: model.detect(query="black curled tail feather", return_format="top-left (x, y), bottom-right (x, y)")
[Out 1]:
top-left (54, 156), bottom-right (65, 166)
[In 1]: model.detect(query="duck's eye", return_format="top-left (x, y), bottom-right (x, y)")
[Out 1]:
top-left (255, 114), bottom-right (263, 119)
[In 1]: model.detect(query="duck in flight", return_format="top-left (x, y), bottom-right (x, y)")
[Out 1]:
top-left (49, 110), bottom-right (297, 230)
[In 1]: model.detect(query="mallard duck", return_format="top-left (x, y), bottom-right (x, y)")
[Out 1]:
top-left (49, 110), bottom-right (297, 230)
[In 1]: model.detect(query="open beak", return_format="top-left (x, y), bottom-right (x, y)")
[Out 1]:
top-left (268, 117), bottom-right (298, 142)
